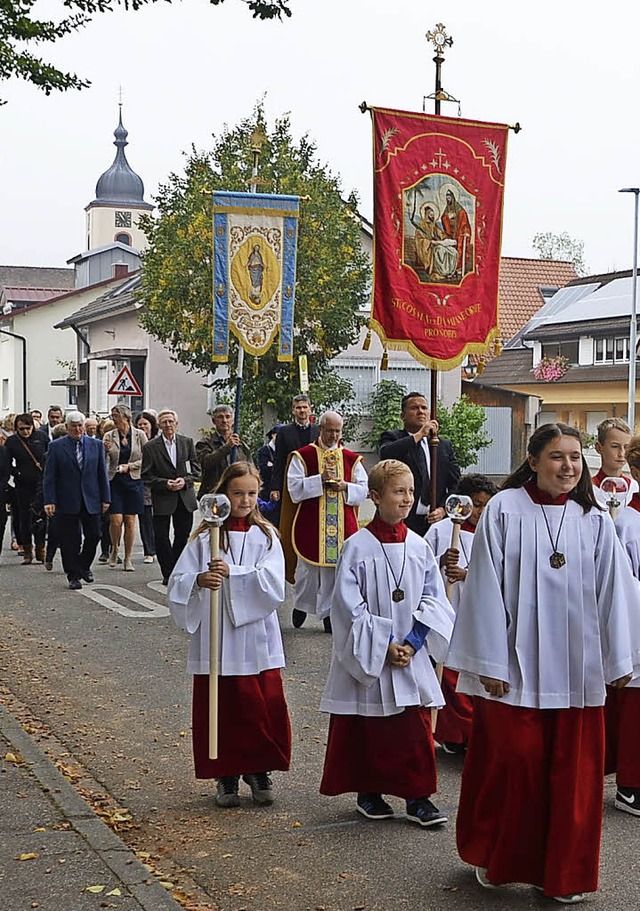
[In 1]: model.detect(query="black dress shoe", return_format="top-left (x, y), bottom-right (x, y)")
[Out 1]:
top-left (81, 570), bottom-right (94, 583)
top-left (323, 616), bottom-right (332, 634)
top-left (161, 578), bottom-right (169, 586)
top-left (292, 608), bottom-right (307, 628)
top-left (68, 578), bottom-right (83, 590)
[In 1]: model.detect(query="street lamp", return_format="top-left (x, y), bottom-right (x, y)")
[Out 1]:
top-left (619, 187), bottom-right (639, 431)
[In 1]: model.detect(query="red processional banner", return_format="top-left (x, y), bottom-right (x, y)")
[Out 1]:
top-left (370, 106), bottom-right (509, 369)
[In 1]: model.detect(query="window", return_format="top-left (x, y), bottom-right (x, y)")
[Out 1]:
top-left (541, 341), bottom-right (578, 364)
top-left (594, 338), bottom-right (615, 364)
top-left (1, 378), bottom-right (8, 410)
top-left (335, 364), bottom-right (377, 408)
top-left (96, 365), bottom-right (108, 414)
top-left (615, 337), bottom-right (629, 363)
top-left (115, 232), bottom-right (131, 246)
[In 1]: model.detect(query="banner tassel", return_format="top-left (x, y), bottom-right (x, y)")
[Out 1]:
top-left (362, 327), bottom-right (372, 351)
top-left (380, 348), bottom-right (389, 371)
top-left (253, 357), bottom-right (259, 377)
top-left (493, 338), bottom-right (503, 357)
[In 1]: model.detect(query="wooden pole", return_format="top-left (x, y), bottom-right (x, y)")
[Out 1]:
top-left (208, 524), bottom-right (220, 759)
top-left (445, 521), bottom-right (462, 601)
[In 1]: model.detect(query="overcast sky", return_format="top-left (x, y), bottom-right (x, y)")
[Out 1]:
top-left (2, 0), bottom-right (639, 275)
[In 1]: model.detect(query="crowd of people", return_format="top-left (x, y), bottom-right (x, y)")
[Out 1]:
top-left (3, 397), bottom-right (640, 904)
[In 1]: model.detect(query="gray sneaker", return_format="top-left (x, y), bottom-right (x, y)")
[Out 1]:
top-left (242, 772), bottom-right (274, 805)
top-left (215, 776), bottom-right (240, 808)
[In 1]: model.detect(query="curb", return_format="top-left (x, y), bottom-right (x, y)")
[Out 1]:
top-left (0, 702), bottom-right (183, 911)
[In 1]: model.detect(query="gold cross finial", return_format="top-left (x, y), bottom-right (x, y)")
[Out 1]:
top-left (426, 23), bottom-right (453, 55)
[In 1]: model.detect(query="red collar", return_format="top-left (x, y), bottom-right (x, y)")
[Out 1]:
top-left (524, 479), bottom-right (570, 506)
top-left (461, 519), bottom-right (476, 534)
top-left (592, 469), bottom-right (630, 489)
top-left (225, 515), bottom-right (251, 532)
top-left (366, 512), bottom-right (408, 543)
top-left (629, 493), bottom-right (640, 514)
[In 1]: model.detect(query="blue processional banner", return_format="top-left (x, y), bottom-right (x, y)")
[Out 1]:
top-left (212, 191), bottom-right (300, 362)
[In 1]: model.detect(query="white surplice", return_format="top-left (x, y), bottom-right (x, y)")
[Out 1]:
top-left (425, 516), bottom-right (475, 612)
top-left (168, 526), bottom-right (286, 676)
top-left (287, 452), bottom-right (368, 618)
top-left (320, 528), bottom-right (455, 716)
top-left (613, 504), bottom-right (640, 689)
top-left (447, 487), bottom-right (640, 708)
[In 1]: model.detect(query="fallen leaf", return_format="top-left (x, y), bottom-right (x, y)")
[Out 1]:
top-left (292, 821), bottom-right (302, 827)
top-left (84, 885), bottom-right (106, 894)
top-left (159, 881), bottom-right (175, 889)
top-left (18, 853), bottom-right (39, 861)
top-left (5, 751), bottom-right (23, 763)
top-left (33, 827), bottom-right (46, 832)
top-left (105, 889), bottom-right (122, 896)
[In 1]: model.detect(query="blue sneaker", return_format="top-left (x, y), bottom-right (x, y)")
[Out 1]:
top-left (405, 797), bottom-right (447, 827)
top-left (356, 793), bottom-right (394, 820)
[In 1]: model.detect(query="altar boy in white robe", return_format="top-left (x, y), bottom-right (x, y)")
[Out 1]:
top-left (320, 459), bottom-right (455, 828)
top-left (168, 463), bottom-right (291, 810)
top-left (425, 473), bottom-right (497, 753)
top-left (609, 434), bottom-right (640, 817)
top-left (447, 423), bottom-right (640, 904)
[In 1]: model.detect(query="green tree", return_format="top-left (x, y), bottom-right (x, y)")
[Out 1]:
top-left (138, 108), bottom-right (370, 434)
top-left (360, 379), bottom-right (406, 450)
top-left (531, 231), bottom-right (587, 276)
top-left (0, 0), bottom-right (291, 105)
top-left (437, 395), bottom-right (490, 469)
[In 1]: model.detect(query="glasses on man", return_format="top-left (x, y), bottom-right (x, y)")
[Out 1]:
top-left (17, 425), bottom-right (32, 433)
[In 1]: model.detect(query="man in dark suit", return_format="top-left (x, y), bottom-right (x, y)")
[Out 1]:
top-left (43, 405), bottom-right (64, 442)
top-left (270, 395), bottom-right (320, 504)
top-left (379, 391), bottom-right (461, 537)
top-left (141, 409), bottom-right (199, 585)
top-left (43, 411), bottom-right (110, 590)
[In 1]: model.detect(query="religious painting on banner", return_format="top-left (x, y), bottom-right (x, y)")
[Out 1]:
top-left (370, 107), bottom-right (509, 369)
top-left (212, 192), bottom-right (300, 362)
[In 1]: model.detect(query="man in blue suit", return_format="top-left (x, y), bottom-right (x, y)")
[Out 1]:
top-left (44, 411), bottom-right (110, 590)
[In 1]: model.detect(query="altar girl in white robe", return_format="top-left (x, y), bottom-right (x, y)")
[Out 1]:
top-left (425, 473), bottom-right (497, 752)
top-left (447, 423), bottom-right (640, 904)
top-left (168, 463), bottom-right (291, 809)
top-left (320, 459), bottom-right (455, 828)
top-left (609, 434), bottom-right (640, 817)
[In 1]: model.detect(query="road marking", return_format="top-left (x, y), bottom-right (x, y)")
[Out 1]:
top-left (146, 581), bottom-right (168, 595)
top-left (77, 584), bottom-right (170, 619)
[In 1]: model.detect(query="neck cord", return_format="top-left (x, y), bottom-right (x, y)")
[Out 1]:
top-left (377, 538), bottom-right (407, 599)
top-left (226, 528), bottom-right (248, 566)
top-left (539, 501), bottom-right (568, 563)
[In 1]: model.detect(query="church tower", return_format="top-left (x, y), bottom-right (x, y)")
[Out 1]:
top-left (85, 108), bottom-right (153, 251)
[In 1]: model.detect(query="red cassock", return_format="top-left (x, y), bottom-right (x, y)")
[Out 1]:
top-left (192, 671), bottom-right (291, 779)
top-left (435, 667), bottom-right (473, 745)
top-left (457, 699), bottom-right (604, 897)
top-left (320, 707), bottom-right (437, 800)
top-left (605, 684), bottom-right (640, 788)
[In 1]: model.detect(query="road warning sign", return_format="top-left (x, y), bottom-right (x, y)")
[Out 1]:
top-left (108, 365), bottom-right (142, 397)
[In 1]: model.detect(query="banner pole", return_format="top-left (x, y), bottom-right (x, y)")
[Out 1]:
top-left (428, 35), bottom-right (447, 510)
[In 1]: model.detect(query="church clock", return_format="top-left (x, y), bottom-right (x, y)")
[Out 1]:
top-left (115, 211), bottom-right (132, 228)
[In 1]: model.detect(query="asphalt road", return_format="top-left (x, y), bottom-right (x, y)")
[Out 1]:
top-left (0, 541), bottom-right (638, 911)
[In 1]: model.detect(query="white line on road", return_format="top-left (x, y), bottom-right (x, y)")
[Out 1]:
top-left (77, 584), bottom-right (170, 619)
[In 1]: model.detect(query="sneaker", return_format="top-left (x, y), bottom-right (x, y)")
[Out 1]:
top-left (68, 578), bottom-right (83, 591)
top-left (143, 555), bottom-right (155, 564)
top-left (322, 616), bottom-right (332, 634)
top-left (356, 793), bottom-right (394, 820)
top-left (292, 608), bottom-right (307, 628)
top-left (552, 895), bottom-right (585, 905)
top-left (242, 772), bottom-right (274, 806)
top-left (98, 553), bottom-right (109, 564)
top-left (615, 786), bottom-right (640, 816)
top-left (215, 776), bottom-right (240, 808)
top-left (475, 867), bottom-right (498, 890)
top-left (44, 562), bottom-right (53, 572)
top-left (440, 741), bottom-right (466, 755)
top-left (405, 797), bottom-right (447, 827)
